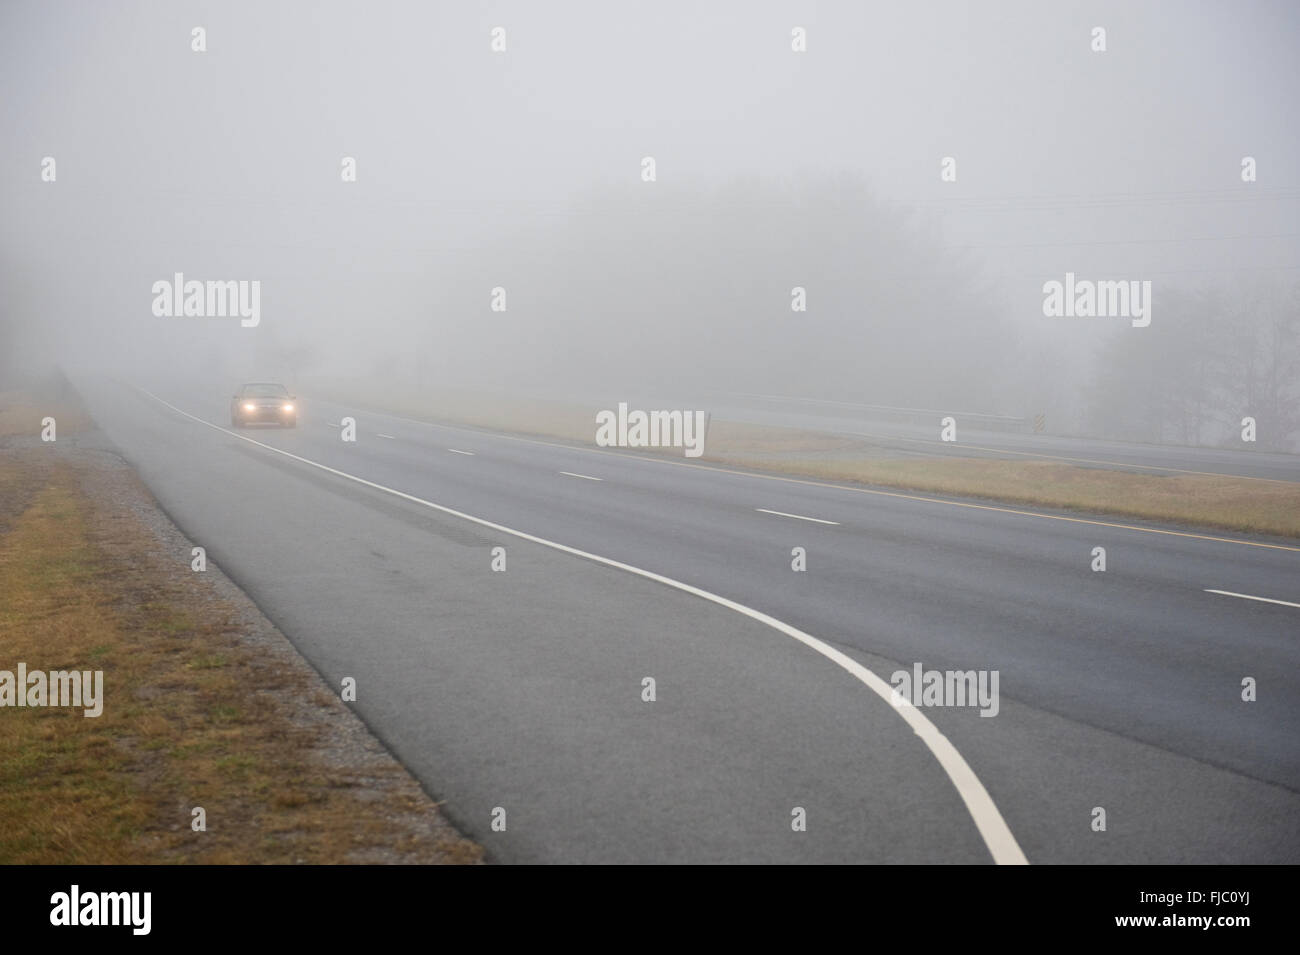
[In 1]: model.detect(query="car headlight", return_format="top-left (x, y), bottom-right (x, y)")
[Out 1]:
top-left (243, 403), bottom-right (255, 411)
top-left (282, 403), bottom-right (294, 412)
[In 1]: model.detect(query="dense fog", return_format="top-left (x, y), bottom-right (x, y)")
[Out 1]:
top-left (3, 0), bottom-right (1297, 447)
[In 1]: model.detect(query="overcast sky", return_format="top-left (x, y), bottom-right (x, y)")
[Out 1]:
top-left (3, 1), bottom-right (1297, 417)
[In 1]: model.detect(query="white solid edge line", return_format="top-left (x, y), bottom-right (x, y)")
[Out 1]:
top-left (447, 448), bottom-right (475, 456)
top-left (756, 508), bottom-right (840, 526)
top-left (560, 470), bottom-right (603, 481)
top-left (1205, 589), bottom-right (1300, 609)
top-left (138, 387), bottom-right (1028, 865)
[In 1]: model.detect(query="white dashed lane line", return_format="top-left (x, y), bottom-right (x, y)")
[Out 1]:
top-left (447, 448), bottom-right (475, 456)
top-left (1205, 589), bottom-right (1300, 609)
top-left (309, 399), bottom-right (1300, 552)
top-left (756, 508), bottom-right (840, 526)
top-left (560, 471), bottom-right (603, 481)
top-left (377, 433), bottom-right (396, 439)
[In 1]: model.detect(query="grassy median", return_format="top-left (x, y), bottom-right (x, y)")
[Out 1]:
top-left (306, 379), bottom-right (1300, 540)
top-left (716, 453), bottom-right (1300, 538)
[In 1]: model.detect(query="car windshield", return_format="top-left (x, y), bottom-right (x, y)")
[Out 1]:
top-left (243, 384), bottom-right (289, 397)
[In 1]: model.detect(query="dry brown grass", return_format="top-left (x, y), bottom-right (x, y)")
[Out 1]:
top-left (0, 389), bottom-right (94, 438)
top-left (716, 455), bottom-right (1300, 538)
top-left (0, 451), bottom-right (482, 864)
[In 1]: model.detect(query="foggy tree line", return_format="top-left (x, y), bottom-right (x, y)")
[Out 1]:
top-left (1086, 278), bottom-right (1300, 451)
top-left (241, 172), bottom-right (1296, 454)
top-left (394, 173), bottom-right (1024, 410)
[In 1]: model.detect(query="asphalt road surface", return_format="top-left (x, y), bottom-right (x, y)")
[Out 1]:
top-left (66, 375), bottom-right (1300, 863)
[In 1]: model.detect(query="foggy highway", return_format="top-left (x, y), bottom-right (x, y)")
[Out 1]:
top-left (70, 374), bottom-right (1300, 863)
top-left (5, 0), bottom-right (1300, 900)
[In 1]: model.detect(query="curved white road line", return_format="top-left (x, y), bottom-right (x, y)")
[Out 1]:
top-left (138, 387), bottom-right (1029, 865)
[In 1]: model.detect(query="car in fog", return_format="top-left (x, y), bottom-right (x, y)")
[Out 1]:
top-left (230, 382), bottom-right (297, 428)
